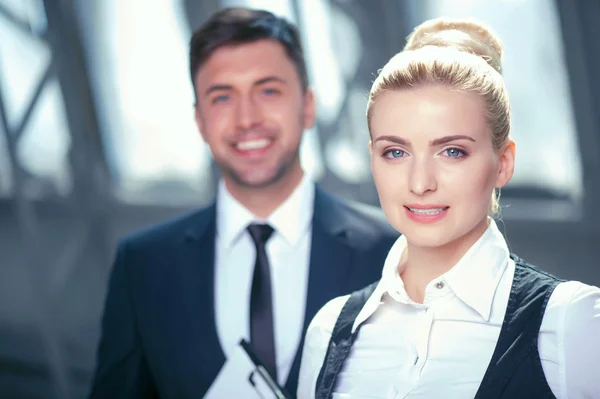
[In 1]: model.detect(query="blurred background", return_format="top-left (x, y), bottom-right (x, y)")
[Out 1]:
top-left (1, 0), bottom-right (599, 397)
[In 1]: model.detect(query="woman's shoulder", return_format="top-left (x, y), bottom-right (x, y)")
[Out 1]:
top-left (542, 280), bottom-right (600, 396)
top-left (542, 279), bottom-right (600, 339)
top-left (547, 280), bottom-right (600, 317)
top-left (307, 295), bottom-right (351, 337)
top-left (512, 256), bottom-right (599, 311)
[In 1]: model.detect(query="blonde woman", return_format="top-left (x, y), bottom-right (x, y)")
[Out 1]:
top-left (297, 17), bottom-right (600, 399)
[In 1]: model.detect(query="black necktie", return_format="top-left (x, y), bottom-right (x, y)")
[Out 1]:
top-left (247, 223), bottom-right (277, 379)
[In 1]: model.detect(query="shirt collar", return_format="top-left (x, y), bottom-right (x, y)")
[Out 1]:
top-left (267, 174), bottom-right (314, 245)
top-left (442, 219), bottom-right (510, 321)
top-left (352, 234), bottom-right (408, 332)
top-left (352, 218), bottom-right (509, 332)
top-left (216, 174), bottom-right (315, 249)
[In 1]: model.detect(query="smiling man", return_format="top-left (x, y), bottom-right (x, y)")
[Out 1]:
top-left (194, 36), bottom-right (310, 218)
top-left (89, 7), bottom-right (397, 399)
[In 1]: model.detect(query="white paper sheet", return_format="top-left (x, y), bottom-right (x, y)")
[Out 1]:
top-left (204, 341), bottom-right (289, 399)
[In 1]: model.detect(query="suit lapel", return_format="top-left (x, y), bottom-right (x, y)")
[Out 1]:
top-left (285, 187), bottom-right (356, 394)
top-left (304, 187), bottom-right (356, 331)
top-left (175, 204), bottom-right (226, 394)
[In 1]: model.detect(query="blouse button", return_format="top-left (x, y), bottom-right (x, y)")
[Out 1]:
top-left (435, 281), bottom-right (445, 289)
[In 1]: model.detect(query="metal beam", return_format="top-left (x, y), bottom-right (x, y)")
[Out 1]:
top-left (41, 0), bottom-right (112, 270)
top-left (42, 0), bottom-right (110, 195)
top-left (9, 61), bottom-right (55, 146)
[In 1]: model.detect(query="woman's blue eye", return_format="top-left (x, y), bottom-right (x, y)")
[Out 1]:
top-left (386, 149), bottom-right (405, 159)
top-left (444, 148), bottom-right (465, 158)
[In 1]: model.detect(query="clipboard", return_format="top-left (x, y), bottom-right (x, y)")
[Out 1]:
top-left (204, 339), bottom-right (292, 399)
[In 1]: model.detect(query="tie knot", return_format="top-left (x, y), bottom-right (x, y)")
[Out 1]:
top-left (247, 223), bottom-right (274, 246)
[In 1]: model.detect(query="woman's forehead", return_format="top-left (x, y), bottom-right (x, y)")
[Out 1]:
top-left (369, 86), bottom-right (490, 143)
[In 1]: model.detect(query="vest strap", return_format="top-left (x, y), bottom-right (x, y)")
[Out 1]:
top-left (314, 281), bottom-right (378, 399)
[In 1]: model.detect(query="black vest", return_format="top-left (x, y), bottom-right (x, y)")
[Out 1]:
top-left (315, 255), bottom-right (562, 399)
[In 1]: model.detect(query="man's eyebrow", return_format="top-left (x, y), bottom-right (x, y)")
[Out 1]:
top-left (203, 76), bottom-right (287, 97)
top-left (254, 76), bottom-right (287, 86)
top-left (204, 84), bottom-right (232, 97)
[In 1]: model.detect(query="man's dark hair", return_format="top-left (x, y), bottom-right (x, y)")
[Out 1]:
top-left (189, 7), bottom-right (309, 100)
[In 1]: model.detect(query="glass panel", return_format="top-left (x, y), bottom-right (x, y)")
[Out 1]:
top-left (0, 0), bottom-right (32, 25)
top-left (297, 0), bottom-right (370, 184)
top-left (421, 0), bottom-right (583, 199)
top-left (0, 0), bottom-right (68, 197)
top-left (0, 0), bottom-right (51, 131)
top-left (221, 0), bottom-right (296, 20)
top-left (16, 78), bottom-right (72, 197)
top-left (77, 0), bottom-right (214, 205)
top-left (0, 0), bottom-right (47, 34)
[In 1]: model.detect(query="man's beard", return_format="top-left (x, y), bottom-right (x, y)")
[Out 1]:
top-left (219, 149), bottom-right (300, 189)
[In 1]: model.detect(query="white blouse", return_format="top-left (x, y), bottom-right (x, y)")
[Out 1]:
top-left (297, 221), bottom-right (600, 399)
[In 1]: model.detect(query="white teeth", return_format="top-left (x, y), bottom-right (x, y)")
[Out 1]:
top-left (236, 138), bottom-right (271, 151)
top-left (408, 207), bottom-right (447, 215)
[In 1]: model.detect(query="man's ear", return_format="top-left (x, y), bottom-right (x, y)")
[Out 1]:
top-left (194, 104), bottom-right (207, 142)
top-left (496, 140), bottom-right (515, 188)
top-left (303, 88), bottom-right (316, 130)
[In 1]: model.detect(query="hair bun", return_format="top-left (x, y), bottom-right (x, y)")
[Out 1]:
top-left (404, 17), bottom-right (503, 74)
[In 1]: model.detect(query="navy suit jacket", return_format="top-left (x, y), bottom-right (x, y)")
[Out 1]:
top-left (90, 186), bottom-right (398, 398)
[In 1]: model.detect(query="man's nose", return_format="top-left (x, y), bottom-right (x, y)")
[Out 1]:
top-left (235, 96), bottom-right (262, 131)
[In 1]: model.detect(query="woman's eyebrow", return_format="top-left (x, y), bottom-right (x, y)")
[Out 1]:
top-left (430, 135), bottom-right (476, 146)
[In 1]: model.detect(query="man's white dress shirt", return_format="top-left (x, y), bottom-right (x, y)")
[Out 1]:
top-left (298, 220), bottom-right (600, 398)
top-left (215, 175), bottom-right (314, 386)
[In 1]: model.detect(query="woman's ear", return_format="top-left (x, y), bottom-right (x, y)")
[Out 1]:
top-left (496, 140), bottom-right (515, 188)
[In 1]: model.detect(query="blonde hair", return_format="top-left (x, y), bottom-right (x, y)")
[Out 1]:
top-left (367, 17), bottom-right (510, 216)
